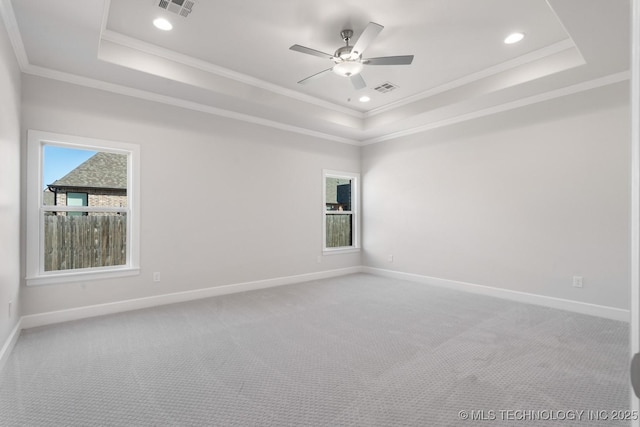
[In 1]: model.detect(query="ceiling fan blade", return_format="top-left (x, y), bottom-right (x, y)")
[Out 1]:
top-left (290, 44), bottom-right (334, 59)
top-left (297, 68), bottom-right (333, 85)
top-left (350, 22), bottom-right (383, 59)
top-left (364, 55), bottom-right (414, 65)
top-left (350, 74), bottom-right (366, 90)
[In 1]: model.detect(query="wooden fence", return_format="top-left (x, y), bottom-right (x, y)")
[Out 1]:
top-left (44, 215), bottom-right (127, 271)
top-left (326, 214), bottom-right (352, 248)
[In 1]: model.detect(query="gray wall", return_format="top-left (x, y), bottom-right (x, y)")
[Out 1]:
top-left (20, 75), bottom-right (361, 315)
top-left (0, 17), bottom-right (22, 343)
top-left (362, 81), bottom-right (630, 310)
top-left (14, 69), bottom-right (632, 317)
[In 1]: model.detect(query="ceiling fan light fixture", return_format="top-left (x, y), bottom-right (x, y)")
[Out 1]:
top-left (153, 17), bottom-right (173, 31)
top-left (504, 32), bottom-right (525, 44)
top-left (332, 61), bottom-right (364, 77)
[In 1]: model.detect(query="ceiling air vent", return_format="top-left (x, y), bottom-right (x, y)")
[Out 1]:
top-left (373, 82), bottom-right (398, 94)
top-left (157, 0), bottom-right (195, 18)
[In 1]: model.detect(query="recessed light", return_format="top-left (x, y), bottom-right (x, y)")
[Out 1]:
top-left (153, 18), bottom-right (173, 31)
top-left (504, 32), bottom-right (525, 44)
top-left (359, 96), bottom-right (371, 103)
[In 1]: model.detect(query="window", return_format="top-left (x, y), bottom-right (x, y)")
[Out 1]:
top-left (26, 130), bottom-right (140, 285)
top-left (66, 192), bottom-right (88, 216)
top-left (66, 192), bottom-right (88, 207)
top-left (323, 170), bottom-right (360, 252)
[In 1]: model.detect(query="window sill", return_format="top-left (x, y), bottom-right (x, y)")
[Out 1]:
top-left (323, 247), bottom-right (361, 255)
top-left (26, 267), bottom-right (140, 286)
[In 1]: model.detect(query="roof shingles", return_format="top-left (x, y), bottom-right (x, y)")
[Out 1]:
top-left (49, 152), bottom-right (127, 189)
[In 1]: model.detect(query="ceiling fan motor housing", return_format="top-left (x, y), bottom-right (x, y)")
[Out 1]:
top-left (334, 45), bottom-right (356, 60)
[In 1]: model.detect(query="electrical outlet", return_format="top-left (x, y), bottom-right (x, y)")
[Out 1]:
top-left (8, 300), bottom-right (12, 318)
top-left (317, 256), bottom-right (322, 264)
top-left (387, 254), bottom-right (394, 263)
top-left (572, 276), bottom-right (583, 288)
top-left (153, 272), bottom-right (161, 282)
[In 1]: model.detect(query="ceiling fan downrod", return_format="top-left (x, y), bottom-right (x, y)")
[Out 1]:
top-left (336, 30), bottom-right (356, 60)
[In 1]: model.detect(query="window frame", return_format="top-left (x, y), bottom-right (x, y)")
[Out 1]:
top-left (26, 130), bottom-right (140, 286)
top-left (322, 169), bottom-right (360, 254)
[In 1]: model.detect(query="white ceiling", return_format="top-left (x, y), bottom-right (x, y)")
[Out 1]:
top-left (1, 0), bottom-right (631, 144)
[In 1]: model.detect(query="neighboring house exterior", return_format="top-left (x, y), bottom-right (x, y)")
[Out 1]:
top-left (45, 152), bottom-right (127, 211)
top-left (325, 178), bottom-right (352, 211)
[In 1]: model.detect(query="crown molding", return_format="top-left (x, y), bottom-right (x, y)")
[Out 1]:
top-left (18, 64), bottom-right (631, 148)
top-left (360, 71), bottom-right (630, 145)
top-left (100, 28), bottom-right (581, 125)
top-left (100, 29), bottom-right (363, 119)
top-left (365, 39), bottom-right (580, 118)
top-left (2, 0), bottom-right (629, 148)
top-left (0, 0), bottom-right (28, 69)
top-left (99, 0), bottom-right (112, 36)
top-left (22, 64), bottom-right (361, 146)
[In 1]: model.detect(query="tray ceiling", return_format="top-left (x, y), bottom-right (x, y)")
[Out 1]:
top-left (2, 0), bottom-right (631, 144)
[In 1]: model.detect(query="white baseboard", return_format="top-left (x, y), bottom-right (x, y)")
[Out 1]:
top-left (0, 318), bottom-right (22, 373)
top-left (20, 267), bottom-right (362, 330)
top-left (363, 267), bottom-right (630, 322)
top-left (5, 264), bottom-right (628, 367)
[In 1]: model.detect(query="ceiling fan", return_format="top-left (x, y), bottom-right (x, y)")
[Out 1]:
top-left (289, 22), bottom-right (414, 90)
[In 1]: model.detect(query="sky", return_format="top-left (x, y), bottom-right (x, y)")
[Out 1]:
top-left (43, 145), bottom-right (96, 189)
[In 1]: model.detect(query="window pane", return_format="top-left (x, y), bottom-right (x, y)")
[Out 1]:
top-left (66, 192), bottom-right (88, 207)
top-left (44, 212), bottom-right (127, 271)
top-left (66, 192), bottom-right (88, 216)
top-left (43, 145), bottom-right (127, 208)
top-left (325, 177), bottom-right (352, 211)
top-left (326, 214), bottom-right (352, 248)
